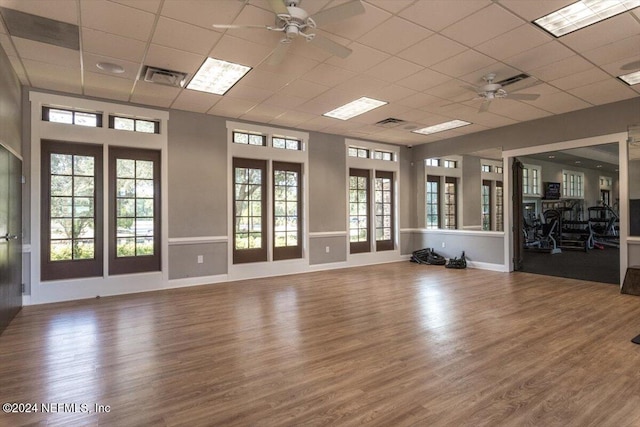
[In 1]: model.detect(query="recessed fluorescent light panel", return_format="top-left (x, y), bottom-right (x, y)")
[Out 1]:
top-left (534, 0), bottom-right (640, 37)
top-left (412, 120), bottom-right (471, 135)
top-left (324, 97), bottom-right (388, 120)
top-left (618, 70), bottom-right (640, 86)
top-left (187, 57), bottom-right (251, 95)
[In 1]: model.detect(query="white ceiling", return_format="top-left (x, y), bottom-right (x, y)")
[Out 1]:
top-left (1, 0), bottom-right (639, 146)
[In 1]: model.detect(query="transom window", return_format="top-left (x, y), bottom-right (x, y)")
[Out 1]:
top-left (110, 115), bottom-right (159, 134)
top-left (233, 131), bottom-right (266, 146)
top-left (42, 107), bottom-right (102, 127)
top-left (443, 160), bottom-right (457, 168)
top-left (523, 164), bottom-right (541, 196)
top-left (373, 150), bottom-right (393, 161)
top-left (481, 165), bottom-right (491, 173)
top-left (348, 147), bottom-right (369, 158)
top-left (563, 170), bottom-right (584, 198)
top-left (425, 158), bottom-right (440, 167)
top-left (272, 136), bottom-right (301, 151)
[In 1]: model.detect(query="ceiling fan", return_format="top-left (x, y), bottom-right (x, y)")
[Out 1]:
top-left (213, 0), bottom-right (365, 65)
top-left (461, 73), bottom-right (541, 113)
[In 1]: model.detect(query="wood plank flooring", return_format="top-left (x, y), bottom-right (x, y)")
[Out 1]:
top-left (1, 262), bottom-right (639, 426)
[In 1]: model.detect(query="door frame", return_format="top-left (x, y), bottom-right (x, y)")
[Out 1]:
top-left (502, 132), bottom-right (629, 287)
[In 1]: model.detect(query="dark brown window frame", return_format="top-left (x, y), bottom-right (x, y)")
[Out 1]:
top-left (108, 146), bottom-right (161, 275)
top-left (482, 179), bottom-right (492, 231)
top-left (375, 170), bottom-right (394, 251)
top-left (426, 174), bottom-right (440, 229)
top-left (273, 161), bottom-right (302, 261)
top-left (41, 140), bottom-right (104, 281)
top-left (233, 158), bottom-right (267, 264)
top-left (349, 168), bottom-right (370, 254)
top-left (444, 176), bottom-right (457, 230)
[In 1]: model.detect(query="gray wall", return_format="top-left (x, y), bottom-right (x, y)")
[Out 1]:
top-left (0, 47), bottom-right (22, 156)
top-left (462, 155), bottom-right (481, 228)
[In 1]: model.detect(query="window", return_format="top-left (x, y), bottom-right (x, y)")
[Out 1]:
top-left (495, 166), bottom-right (503, 174)
top-left (233, 158), bottom-right (267, 263)
top-left (425, 158), bottom-right (440, 167)
top-left (272, 137), bottom-right (301, 151)
top-left (562, 170), bottom-right (585, 198)
top-left (233, 131), bottom-right (266, 146)
top-left (109, 115), bottom-right (159, 134)
top-left (109, 147), bottom-right (161, 275)
top-left (349, 168), bottom-right (370, 253)
top-left (496, 181), bottom-right (504, 231)
top-left (522, 164), bottom-right (541, 196)
top-left (426, 175), bottom-right (440, 229)
top-left (375, 171), bottom-right (394, 251)
top-left (443, 160), bottom-right (457, 168)
top-left (444, 177), bottom-right (457, 229)
top-left (373, 150), bottom-right (393, 161)
top-left (482, 180), bottom-right (491, 231)
top-left (273, 162), bottom-right (302, 260)
top-left (41, 140), bottom-right (103, 281)
top-left (348, 147), bottom-right (369, 158)
top-left (481, 165), bottom-right (491, 173)
top-left (42, 107), bottom-right (102, 127)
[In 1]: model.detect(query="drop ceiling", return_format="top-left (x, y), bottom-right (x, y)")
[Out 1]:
top-left (0, 0), bottom-right (639, 146)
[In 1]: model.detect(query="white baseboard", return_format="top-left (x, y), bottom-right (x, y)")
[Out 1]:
top-left (466, 260), bottom-right (509, 272)
top-left (167, 274), bottom-right (229, 288)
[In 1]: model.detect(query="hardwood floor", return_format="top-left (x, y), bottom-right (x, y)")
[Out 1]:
top-left (1, 262), bottom-right (639, 426)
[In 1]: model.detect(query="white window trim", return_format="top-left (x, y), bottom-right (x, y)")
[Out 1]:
top-left (424, 155), bottom-right (463, 229)
top-left (226, 121), bottom-right (309, 280)
top-left (28, 91), bottom-right (169, 305)
top-left (481, 159), bottom-right (504, 231)
top-left (345, 139), bottom-right (400, 258)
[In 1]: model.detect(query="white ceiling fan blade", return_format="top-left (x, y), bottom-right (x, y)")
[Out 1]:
top-left (267, 0), bottom-right (289, 15)
top-left (267, 41), bottom-right (291, 66)
top-left (310, 0), bottom-right (365, 26)
top-left (479, 100), bottom-right (491, 113)
top-left (213, 24), bottom-right (271, 30)
top-left (309, 34), bottom-right (352, 58)
top-left (508, 93), bottom-right (540, 101)
top-left (621, 59), bottom-right (640, 71)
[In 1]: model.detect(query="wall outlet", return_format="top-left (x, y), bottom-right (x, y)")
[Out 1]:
top-left (325, 246), bottom-right (330, 253)
top-left (197, 255), bottom-right (204, 264)
top-left (441, 242), bottom-right (446, 248)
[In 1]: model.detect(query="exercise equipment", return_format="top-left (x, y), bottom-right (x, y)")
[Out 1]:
top-left (523, 210), bottom-right (561, 254)
top-left (588, 204), bottom-right (619, 248)
top-left (446, 251), bottom-right (467, 269)
top-left (411, 248), bottom-right (446, 265)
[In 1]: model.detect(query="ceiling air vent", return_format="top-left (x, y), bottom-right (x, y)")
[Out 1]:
top-left (375, 117), bottom-right (406, 128)
top-left (142, 66), bottom-right (188, 88)
top-left (496, 73), bottom-right (530, 87)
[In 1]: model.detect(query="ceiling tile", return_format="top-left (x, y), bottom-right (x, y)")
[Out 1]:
top-left (529, 55), bottom-right (594, 82)
top-left (109, 0), bottom-right (162, 13)
top-left (398, 0), bottom-right (490, 32)
top-left (426, 78), bottom-right (473, 102)
top-left (268, 109), bottom-right (317, 128)
top-left (226, 83), bottom-right (275, 103)
top-left (325, 42), bottom-right (390, 73)
top-left (152, 17), bottom-right (222, 56)
top-left (170, 89), bottom-right (221, 113)
top-left (350, 103), bottom-right (412, 125)
top-left (365, 0), bottom-right (414, 14)
top-left (6, 54), bottom-right (28, 84)
top-left (357, 16), bottom-right (433, 55)
top-left (396, 68), bottom-right (450, 92)
top-left (441, 4), bottom-right (524, 47)
top-left (222, 5), bottom-right (282, 47)
top-left (0, 33), bottom-right (16, 56)
top-left (600, 55), bottom-right (640, 77)
top-left (483, 99), bottom-right (551, 121)
top-left (522, 91), bottom-right (592, 115)
top-left (368, 84), bottom-right (417, 103)
top-left (559, 13), bottom-right (640, 53)
top-left (83, 71), bottom-right (133, 102)
top-left (12, 37), bottom-right (79, 68)
top-left (475, 24), bottom-right (551, 61)
top-left (81, 1), bottom-right (155, 41)
top-left (459, 64), bottom-right (522, 86)
top-left (278, 79), bottom-right (329, 99)
top-left (320, 2), bottom-right (391, 41)
top-left (0, 17), bottom-right (5, 34)
top-left (82, 52), bottom-right (140, 81)
top-left (251, 0), bottom-right (331, 17)
top-left (396, 92), bottom-right (444, 109)
top-left (161, 0), bottom-right (244, 30)
top-left (506, 41), bottom-right (574, 72)
top-left (397, 34), bottom-right (467, 68)
top-left (242, 69), bottom-right (295, 91)
top-left (364, 56), bottom-right (423, 83)
top-left (261, 92), bottom-right (309, 109)
top-left (497, 0), bottom-right (574, 21)
top-left (145, 44), bottom-right (205, 76)
top-left (582, 35), bottom-right (640, 67)
top-left (549, 68), bottom-right (610, 91)
top-left (258, 52), bottom-right (320, 77)
top-left (299, 63), bottom-right (357, 87)
top-left (331, 75), bottom-right (389, 100)
top-left (568, 79), bottom-right (638, 105)
top-left (130, 80), bottom-right (181, 108)
top-left (240, 103), bottom-right (287, 123)
top-left (207, 97), bottom-right (256, 118)
top-left (22, 58), bottom-right (81, 94)
top-left (210, 35), bottom-right (273, 67)
top-left (430, 50), bottom-right (496, 78)
top-left (83, 28), bottom-right (146, 63)
top-left (0, 0), bottom-right (78, 24)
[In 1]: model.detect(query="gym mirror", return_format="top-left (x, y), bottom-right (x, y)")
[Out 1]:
top-left (629, 126), bottom-right (640, 236)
